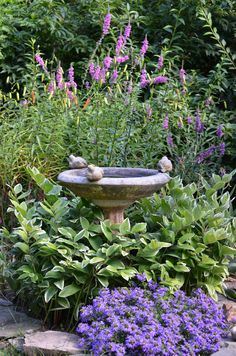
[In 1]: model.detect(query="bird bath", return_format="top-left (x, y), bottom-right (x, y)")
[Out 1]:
top-left (57, 167), bottom-right (170, 223)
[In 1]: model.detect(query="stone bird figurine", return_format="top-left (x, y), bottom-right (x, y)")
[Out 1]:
top-left (157, 156), bottom-right (173, 173)
top-left (87, 164), bottom-right (104, 181)
top-left (68, 155), bottom-right (88, 169)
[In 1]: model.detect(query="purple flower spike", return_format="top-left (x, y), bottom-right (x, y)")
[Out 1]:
top-left (140, 36), bottom-right (149, 56)
top-left (48, 81), bottom-right (55, 94)
top-left (140, 69), bottom-right (150, 88)
top-left (127, 81), bottom-right (133, 94)
top-left (102, 13), bottom-right (112, 36)
top-left (116, 34), bottom-right (124, 55)
top-left (157, 55), bottom-right (164, 70)
top-left (167, 133), bottom-right (174, 146)
top-left (219, 142), bottom-right (225, 156)
top-left (35, 54), bottom-right (45, 69)
top-left (187, 116), bottom-right (192, 124)
top-left (179, 67), bottom-right (186, 85)
top-left (56, 66), bottom-right (64, 89)
top-left (93, 66), bottom-right (101, 81)
top-left (162, 114), bottom-right (169, 129)
top-left (110, 69), bottom-right (118, 83)
top-left (124, 22), bottom-right (132, 40)
top-left (103, 56), bottom-right (113, 69)
top-left (89, 63), bottom-right (95, 77)
top-left (216, 125), bottom-right (224, 138)
top-left (116, 55), bottom-right (129, 63)
top-left (196, 145), bottom-right (216, 163)
top-left (195, 110), bottom-right (204, 133)
top-left (153, 76), bottom-right (168, 84)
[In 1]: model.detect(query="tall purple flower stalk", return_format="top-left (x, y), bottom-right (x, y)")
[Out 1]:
top-left (219, 142), bottom-right (225, 156)
top-left (167, 133), bottom-right (174, 146)
top-left (56, 66), bottom-right (64, 89)
top-left (187, 116), bottom-right (192, 124)
top-left (153, 76), bottom-right (168, 85)
top-left (116, 55), bottom-right (129, 63)
top-left (103, 56), bottom-right (113, 69)
top-left (116, 34), bottom-right (124, 55)
top-left (102, 13), bottom-right (112, 36)
top-left (196, 145), bottom-right (216, 163)
top-left (157, 55), bottom-right (164, 70)
top-left (216, 125), bottom-right (224, 138)
top-left (110, 69), bottom-right (118, 83)
top-left (140, 36), bottom-right (149, 56)
top-left (195, 110), bottom-right (204, 133)
top-left (162, 114), bottom-right (169, 129)
top-left (140, 69), bottom-right (149, 88)
top-left (124, 22), bottom-right (132, 40)
top-left (179, 67), bottom-right (186, 85)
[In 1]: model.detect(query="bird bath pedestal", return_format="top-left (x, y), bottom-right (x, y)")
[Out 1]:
top-left (58, 167), bottom-right (170, 224)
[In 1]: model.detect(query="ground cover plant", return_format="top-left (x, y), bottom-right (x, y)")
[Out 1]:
top-left (1, 168), bottom-right (235, 329)
top-left (76, 277), bottom-right (229, 355)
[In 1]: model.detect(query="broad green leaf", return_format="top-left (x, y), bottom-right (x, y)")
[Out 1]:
top-left (44, 286), bottom-right (58, 303)
top-left (178, 233), bottom-right (195, 244)
top-left (107, 259), bottom-right (125, 269)
top-left (54, 279), bottom-right (64, 290)
top-left (14, 242), bottom-right (29, 253)
top-left (119, 218), bottom-right (131, 235)
top-left (97, 276), bottom-right (109, 287)
top-left (131, 223), bottom-right (147, 234)
top-left (14, 184), bottom-right (22, 195)
top-left (101, 221), bottom-right (112, 241)
top-left (59, 284), bottom-right (80, 298)
top-left (58, 227), bottom-right (76, 239)
top-left (90, 257), bottom-right (105, 264)
top-left (57, 297), bottom-right (70, 308)
top-left (106, 244), bottom-right (120, 257)
top-left (80, 217), bottom-right (90, 230)
top-left (221, 245), bottom-right (236, 255)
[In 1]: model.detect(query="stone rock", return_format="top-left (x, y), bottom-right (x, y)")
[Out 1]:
top-left (0, 306), bottom-right (42, 338)
top-left (23, 330), bottom-right (84, 355)
top-left (211, 338), bottom-right (236, 355)
top-left (8, 336), bottom-right (25, 352)
top-left (0, 298), bottom-right (13, 307)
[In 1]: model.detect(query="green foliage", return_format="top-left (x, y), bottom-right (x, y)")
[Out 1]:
top-left (132, 171), bottom-right (236, 298)
top-left (1, 168), bottom-right (235, 328)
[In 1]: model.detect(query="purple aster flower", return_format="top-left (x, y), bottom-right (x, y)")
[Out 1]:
top-left (216, 125), bottom-right (224, 138)
top-left (110, 69), bottom-right (118, 83)
top-left (153, 76), bottom-right (168, 84)
top-left (179, 67), bottom-right (186, 85)
top-left (116, 34), bottom-right (124, 55)
top-left (157, 55), bottom-right (164, 70)
top-left (167, 133), bottom-right (174, 146)
top-left (102, 13), bottom-right (112, 36)
top-left (162, 114), bottom-right (169, 129)
top-left (196, 145), bottom-right (215, 163)
top-left (140, 69), bottom-right (150, 88)
top-left (103, 56), bottom-right (113, 69)
top-left (116, 55), bottom-right (129, 63)
top-left (187, 116), bottom-right (192, 124)
top-left (195, 110), bottom-right (204, 133)
top-left (124, 22), bottom-right (132, 40)
top-left (218, 142), bottom-right (225, 156)
top-left (140, 36), bottom-right (148, 56)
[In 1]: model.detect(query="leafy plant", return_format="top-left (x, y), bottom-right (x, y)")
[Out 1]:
top-left (1, 168), bottom-right (235, 329)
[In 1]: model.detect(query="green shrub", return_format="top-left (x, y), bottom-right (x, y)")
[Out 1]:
top-left (1, 168), bottom-right (235, 328)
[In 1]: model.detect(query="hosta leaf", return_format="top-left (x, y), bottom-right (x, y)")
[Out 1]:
top-left (57, 297), bottom-right (70, 309)
top-left (90, 257), bottom-right (105, 264)
top-left (44, 286), bottom-right (58, 303)
top-left (14, 242), bottom-right (29, 253)
top-left (54, 279), bottom-right (64, 290)
top-left (119, 218), bottom-right (131, 235)
top-left (97, 276), bottom-right (109, 287)
top-left (131, 223), bottom-right (147, 234)
top-left (59, 284), bottom-right (80, 298)
top-left (80, 217), bottom-right (90, 230)
top-left (101, 222), bottom-right (112, 241)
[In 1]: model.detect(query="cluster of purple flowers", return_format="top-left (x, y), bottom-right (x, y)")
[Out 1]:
top-left (76, 278), bottom-right (228, 356)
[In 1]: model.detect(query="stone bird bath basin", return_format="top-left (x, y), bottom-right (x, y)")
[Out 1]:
top-left (58, 167), bottom-right (170, 223)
